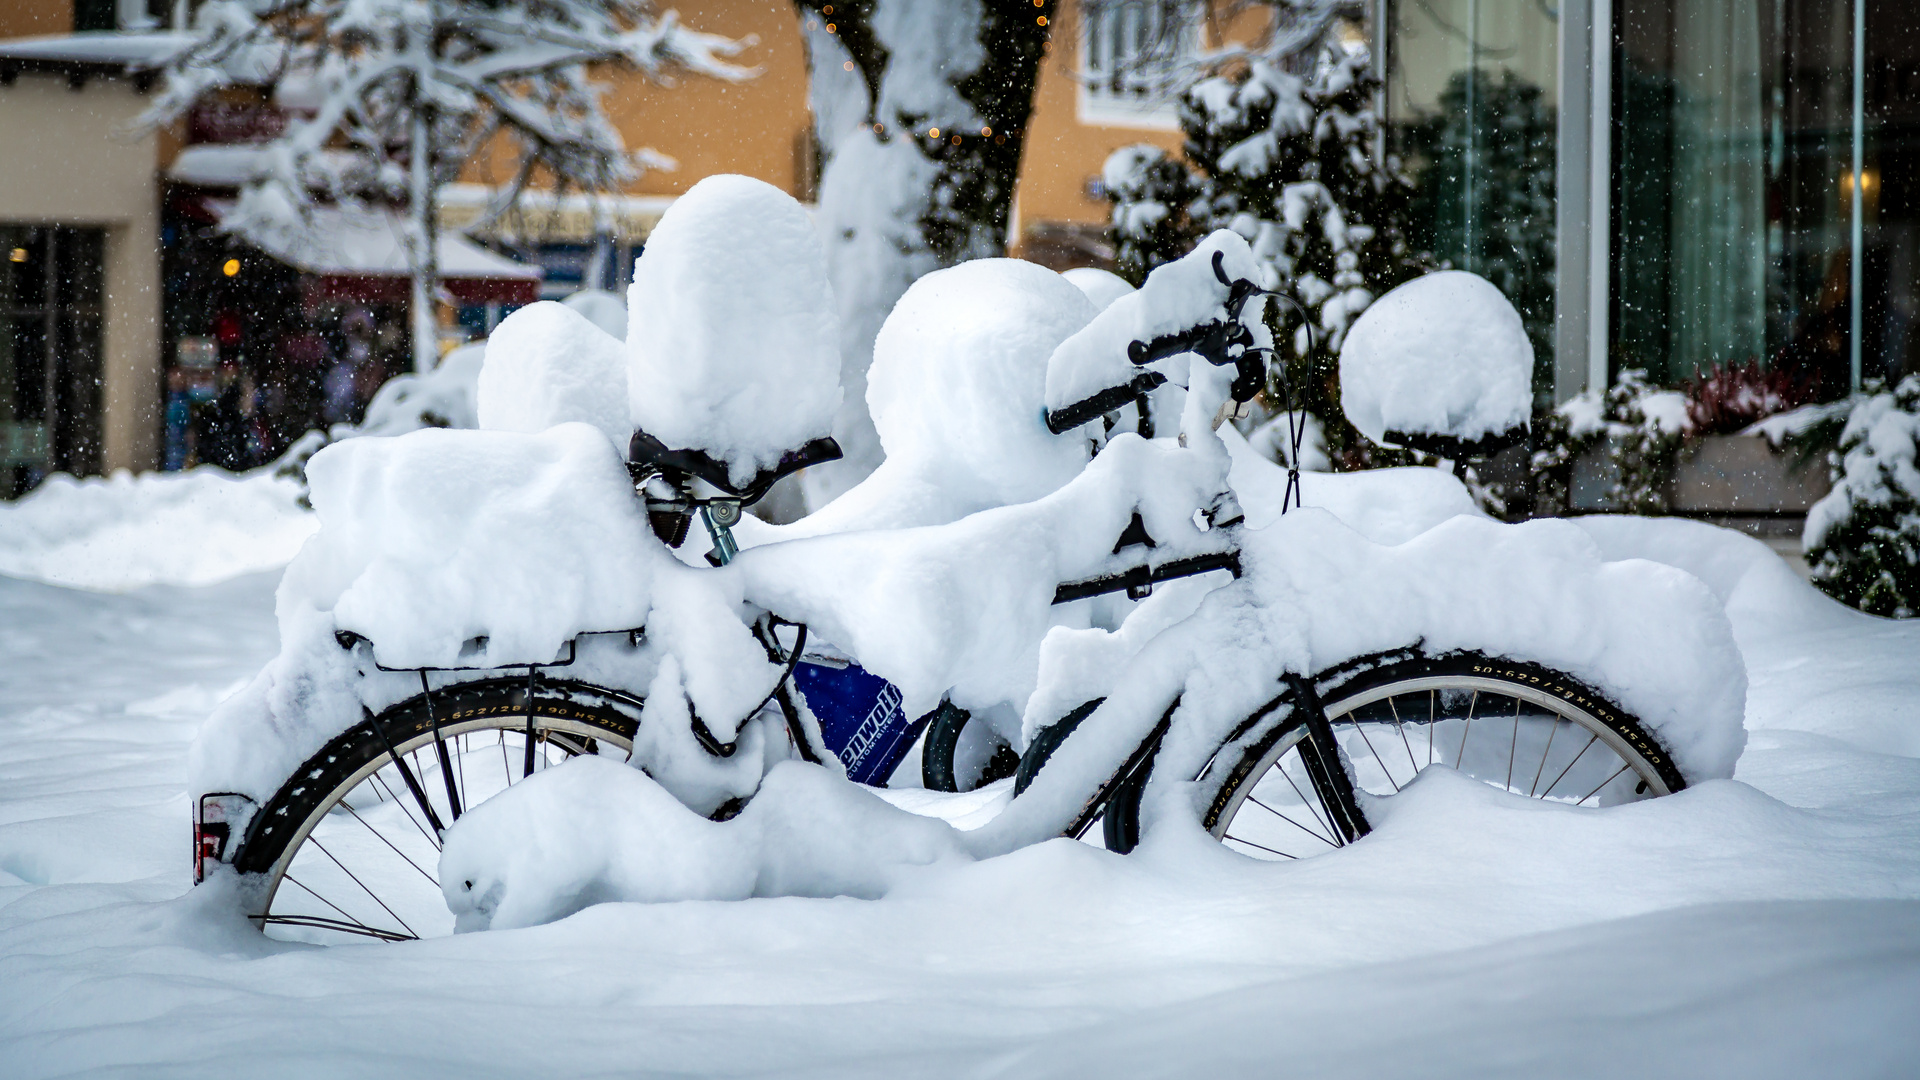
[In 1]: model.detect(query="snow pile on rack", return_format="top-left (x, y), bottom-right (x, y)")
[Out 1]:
top-left (1045, 230), bottom-right (1267, 421)
top-left (478, 301), bottom-right (631, 449)
top-left (352, 342), bottom-right (486, 437)
top-left (0, 466), bottom-right (317, 591)
top-left (562, 288), bottom-right (628, 340)
top-left (288, 423), bottom-right (663, 670)
top-left (1339, 270), bottom-right (1532, 446)
top-left (441, 758), bottom-right (969, 932)
top-left (1062, 267), bottom-right (1136, 312)
top-left (1223, 424), bottom-right (1478, 541)
top-left (764, 260), bottom-right (1098, 536)
top-left (627, 175), bottom-right (842, 486)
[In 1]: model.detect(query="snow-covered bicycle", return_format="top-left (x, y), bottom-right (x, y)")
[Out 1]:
top-left (189, 177), bottom-right (1744, 944)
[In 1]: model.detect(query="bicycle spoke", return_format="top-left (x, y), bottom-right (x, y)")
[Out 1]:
top-left (1223, 833), bottom-right (1299, 860)
top-left (339, 800), bottom-right (438, 888)
top-left (279, 871), bottom-right (384, 938)
top-left (1506, 697), bottom-right (1520, 793)
top-left (1386, 694), bottom-right (1418, 775)
top-left (453, 731), bottom-right (468, 817)
top-left (1275, 752), bottom-right (1341, 845)
top-left (1527, 714), bottom-right (1564, 798)
top-left (1344, 712), bottom-right (1399, 793)
top-left (1456, 690), bottom-right (1478, 769)
top-left (371, 770), bottom-right (439, 851)
top-left (308, 835), bottom-right (417, 939)
top-left (1538, 732), bottom-right (1600, 800)
top-left (1248, 794), bottom-right (1338, 848)
top-left (1575, 762), bottom-right (1632, 806)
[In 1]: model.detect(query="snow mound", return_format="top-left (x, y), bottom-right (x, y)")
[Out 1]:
top-left (353, 342), bottom-right (486, 436)
top-left (1339, 270), bottom-right (1532, 447)
top-left (627, 175), bottom-right (843, 487)
top-left (0, 467), bottom-right (317, 592)
top-left (1061, 266), bottom-right (1136, 312)
top-left (866, 259), bottom-right (1097, 509)
top-left (479, 301), bottom-right (630, 449)
top-left (742, 260), bottom-right (1100, 540)
top-left (1223, 423), bottom-right (1480, 541)
top-left (290, 423), bottom-right (664, 669)
top-left (562, 288), bottom-right (628, 340)
top-left (441, 758), bottom-right (969, 932)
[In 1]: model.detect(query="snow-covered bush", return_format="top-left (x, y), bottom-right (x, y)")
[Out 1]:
top-left (1526, 369), bottom-right (1690, 517)
top-left (1104, 49), bottom-right (1429, 464)
top-left (1684, 358), bottom-right (1819, 437)
top-left (1804, 376), bottom-right (1920, 618)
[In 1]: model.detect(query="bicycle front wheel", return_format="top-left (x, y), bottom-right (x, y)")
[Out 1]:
top-left (226, 677), bottom-right (641, 944)
top-left (1111, 650), bottom-right (1687, 860)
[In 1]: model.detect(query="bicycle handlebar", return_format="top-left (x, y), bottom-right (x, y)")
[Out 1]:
top-left (1045, 250), bottom-right (1318, 437)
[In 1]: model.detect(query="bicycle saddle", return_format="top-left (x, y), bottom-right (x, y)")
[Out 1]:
top-left (628, 428), bottom-right (842, 505)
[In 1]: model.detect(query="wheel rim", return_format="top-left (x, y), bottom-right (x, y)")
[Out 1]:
top-left (1210, 674), bottom-right (1672, 862)
top-left (254, 715), bottom-right (632, 945)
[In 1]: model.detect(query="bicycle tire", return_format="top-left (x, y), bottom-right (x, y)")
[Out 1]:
top-left (228, 676), bottom-right (641, 944)
top-left (920, 702), bottom-right (1020, 793)
top-left (1104, 650), bottom-right (1686, 858)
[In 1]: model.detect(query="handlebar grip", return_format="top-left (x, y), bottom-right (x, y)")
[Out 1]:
top-left (1127, 324), bottom-right (1212, 366)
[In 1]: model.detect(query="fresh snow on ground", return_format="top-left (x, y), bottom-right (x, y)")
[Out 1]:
top-left (2, 517), bottom-right (1917, 1076)
top-left (0, 467), bottom-right (316, 592)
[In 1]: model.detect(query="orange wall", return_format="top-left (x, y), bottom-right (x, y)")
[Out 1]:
top-left (610, 0), bottom-right (814, 197)
top-left (459, 0), bottom-right (814, 200)
top-left (0, 0), bottom-right (73, 39)
top-left (1016, 0), bottom-right (1184, 231)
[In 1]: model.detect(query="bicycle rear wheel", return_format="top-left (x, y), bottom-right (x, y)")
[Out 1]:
top-left (1109, 650), bottom-right (1686, 859)
top-left (226, 677), bottom-right (640, 944)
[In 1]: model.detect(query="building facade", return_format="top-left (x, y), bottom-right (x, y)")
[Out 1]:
top-left (1385, 0), bottom-right (1916, 401)
top-left (2, 0), bottom-right (1912, 494)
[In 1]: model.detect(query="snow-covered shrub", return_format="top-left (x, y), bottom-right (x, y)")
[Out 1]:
top-left (1684, 358), bottom-right (1818, 437)
top-left (1526, 369), bottom-right (1690, 517)
top-left (1103, 145), bottom-right (1201, 286)
top-left (1104, 49), bottom-right (1430, 465)
top-left (1804, 376), bottom-right (1920, 618)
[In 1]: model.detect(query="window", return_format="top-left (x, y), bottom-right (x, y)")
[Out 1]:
top-left (1079, 0), bottom-right (1200, 130)
top-left (1612, 0), bottom-right (1918, 394)
top-left (1, 226), bottom-right (105, 497)
top-left (1387, 0), bottom-right (1562, 400)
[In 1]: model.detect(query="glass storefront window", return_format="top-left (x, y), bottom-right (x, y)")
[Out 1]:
top-left (1612, 0), bottom-right (1917, 395)
top-left (2, 225), bottom-right (105, 498)
top-left (1386, 0), bottom-right (1561, 404)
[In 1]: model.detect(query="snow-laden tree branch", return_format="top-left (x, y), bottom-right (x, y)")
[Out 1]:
top-left (143, 0), bottom-right (757, 371)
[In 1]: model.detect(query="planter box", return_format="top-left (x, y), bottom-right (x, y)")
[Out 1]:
top-left (1671, 434), bottom-right (1830, 513)
top-left (1570, 434), bottom-right (1830, 515)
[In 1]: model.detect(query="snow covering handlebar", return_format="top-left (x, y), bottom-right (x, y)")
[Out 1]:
top-left (1046, 252), bottom-right (1316, 437)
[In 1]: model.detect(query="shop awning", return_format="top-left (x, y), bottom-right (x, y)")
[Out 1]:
top-left (197, 196), bottom-right (542, 305)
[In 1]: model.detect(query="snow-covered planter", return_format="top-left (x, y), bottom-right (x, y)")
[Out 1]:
top-left (1804, 376), bottom-right (1920, 618)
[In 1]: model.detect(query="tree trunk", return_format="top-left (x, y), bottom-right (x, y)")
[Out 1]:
top-left (793, 0), bottom-right (1054, 507)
